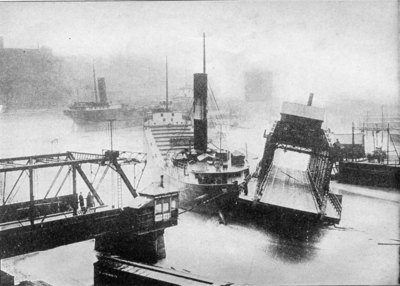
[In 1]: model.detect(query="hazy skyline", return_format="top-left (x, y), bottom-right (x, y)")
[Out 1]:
top-left (0, 1), bottom-right (398, 106)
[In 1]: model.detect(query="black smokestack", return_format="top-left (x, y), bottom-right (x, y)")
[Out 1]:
top-left (307, 93), bottom-right (314, 106)
top-left (193, 73), bottom-right (208, 153)
top-left (193, 33), bottom-right (208, 153)
top-left (97, 78), bottom-right (108, 104)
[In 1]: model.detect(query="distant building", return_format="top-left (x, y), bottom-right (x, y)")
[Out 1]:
top-left (244, 70), bottom-right (273, 102)
top-left (0, 37), bottom-right (69, 110)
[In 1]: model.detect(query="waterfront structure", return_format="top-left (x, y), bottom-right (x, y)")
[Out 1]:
top-left (0, 150), bottom-right (178, 262)
top-left (0, 37), bottom-right (69, 110)
top-left (336, 114), bottom-right (400, 189)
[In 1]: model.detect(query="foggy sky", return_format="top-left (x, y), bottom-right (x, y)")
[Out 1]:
top-left (0, 1), bottom-right (398, 106)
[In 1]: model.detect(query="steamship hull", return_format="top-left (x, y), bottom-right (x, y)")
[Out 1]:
top-left (164, 174), bottom-right (239, 213)
top-left (64, 77), bottom-right (143, 128)
top-left (64, 105), bottom-right (143, 127)
top-left (143, 124), bottom-right (241, 214)
top-left (142, 35), bottom-right (249, 215)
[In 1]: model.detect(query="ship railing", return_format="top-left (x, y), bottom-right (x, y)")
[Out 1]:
top-left (169, 162), bottom-right (189, 179)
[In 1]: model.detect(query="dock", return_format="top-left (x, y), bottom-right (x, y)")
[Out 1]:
top-left (94, 255), bottom-right (233, 286)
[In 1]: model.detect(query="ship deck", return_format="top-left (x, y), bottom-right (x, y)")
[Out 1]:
top-left (259, 166), bottom-right (319, 214)
top-left (239, 166), bottom-right (341, 223)
top-left (188, 160), bottom-right (249, 174)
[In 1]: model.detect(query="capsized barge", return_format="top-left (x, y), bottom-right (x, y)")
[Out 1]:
top-left (240, 95), bottom-right (342, 224)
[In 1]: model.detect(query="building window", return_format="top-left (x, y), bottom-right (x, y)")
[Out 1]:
top-left (161, 113), bottom-right (163, 117)
top-left (171, 199), bottom-right (177, 210)
top-left (172, 113), bottom-right (174, 116)
top-left (155, 197), bottom-right (173, 222)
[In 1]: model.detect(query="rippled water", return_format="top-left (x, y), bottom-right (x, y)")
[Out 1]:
top-left (1, 111), bottom-right (399, 285)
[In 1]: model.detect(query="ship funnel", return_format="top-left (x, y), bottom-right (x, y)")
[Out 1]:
top-left (97, 78), bottom-right (108, 104)
top-left (193, 33), bottom-right (208, 153)
top-left (160, 175), bottom-right (164, 188)
top-left (307, 93), bottom-right (314, 106)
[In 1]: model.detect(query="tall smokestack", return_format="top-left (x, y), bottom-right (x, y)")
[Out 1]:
top-left (307, 93), bottom-right (314, 106)
top-left (193, 33), bottom-right (208, 153)
top-left (0, 37), bottom-right (4, 49)
top-left (93, 63), bottom-right (98, 103)
top-left (97, 78), bottom-right (108, 104)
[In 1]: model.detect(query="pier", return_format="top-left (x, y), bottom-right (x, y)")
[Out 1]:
top-left (94, 255), bottom-right (233, 286)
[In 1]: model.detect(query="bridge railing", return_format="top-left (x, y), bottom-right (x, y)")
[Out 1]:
top-left (307, 170), bottom-right (324, 211)
top-left (328, 193), bottom-right (342, 215)
top-left (0, 194), bottom-right (77, 224)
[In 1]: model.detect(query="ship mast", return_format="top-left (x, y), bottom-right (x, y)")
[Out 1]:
top-left (166, 56), bottom-right (169, 112)
top-left (193, 32), bottom-right (208, 153)
top-left (203, 32), bottom-right (206, 73)
top-left (93, 61), bottom-right (98, 103)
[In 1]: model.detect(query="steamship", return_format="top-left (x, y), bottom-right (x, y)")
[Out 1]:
top-left (64, 70), bottom-right (142, 128)
top-left (143, 35), bottom-right (250, 216)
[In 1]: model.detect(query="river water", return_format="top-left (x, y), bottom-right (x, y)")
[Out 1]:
top-left (0, 110), bottom-right (399, 285)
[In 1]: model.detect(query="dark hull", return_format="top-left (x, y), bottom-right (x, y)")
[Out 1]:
top-left (143, 124), bottom-right (242, 216)
top-left (236, 199), bottom-right (322, 225)
top-left (64, 107), bottom-right (143, 126)
top-left (164, 173), bottom-right (240, 214)
top-left (338, 161), bottom-right (400, 189)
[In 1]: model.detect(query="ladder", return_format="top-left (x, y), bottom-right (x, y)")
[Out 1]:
top-left (117, 175), bottom-right (123, 209)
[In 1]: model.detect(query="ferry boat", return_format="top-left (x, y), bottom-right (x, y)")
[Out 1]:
top-left (239, 94), bottom-right (343, 224)
top-left (143, 34), bottom-right (250, 218)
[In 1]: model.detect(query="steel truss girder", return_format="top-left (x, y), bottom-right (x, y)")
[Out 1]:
top-left (0, 151), bottom-right (146, 173)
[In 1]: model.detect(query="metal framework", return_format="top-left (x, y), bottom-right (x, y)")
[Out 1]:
top-left (258, 111), bottom-right (337, 217)
top-left (0, 150), bottom-right (147, 225)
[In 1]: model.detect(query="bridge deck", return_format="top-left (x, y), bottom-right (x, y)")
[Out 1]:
top-left (238, 166), bottom-right (341, 223)
top-left (259, 165), bottom-right (319, 214)
top-left (0, 205), bottom-right (109, 231)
